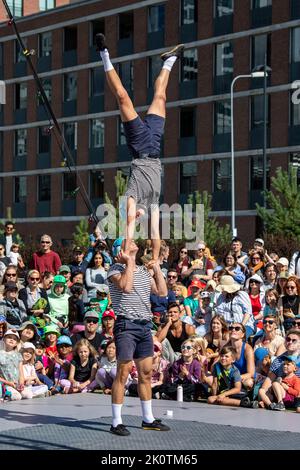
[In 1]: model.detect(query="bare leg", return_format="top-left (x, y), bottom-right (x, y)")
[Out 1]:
top-left (105, 68), bottom-right (138, 122)
top-left (136, 357), bottom-right (153, 401)
top-left (272, 382), bottom-right (285, 403)
top-left (124, 196), bottom-right (137, 255)
top-left (147, 68), bottom-right (170, 118)
top-left (111, 360), bottom-right (133, 404)
top-left (150, 205), bottom-right (160, 262)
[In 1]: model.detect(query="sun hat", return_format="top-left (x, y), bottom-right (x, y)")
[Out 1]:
top-left (276, 257), bottom-right (289, 267)
top-left (206, 280), bottom-right (217, 290)
top-left (4, 329), bottom-right (20, 340)
top-left (249, 274), bottom-right (264, 284)
top-left (254, 238), bottom-right (264, 246)
top-left (22, 342), bottom-right (36, 351)
top-left (216, 275), bottom-right (241, 294)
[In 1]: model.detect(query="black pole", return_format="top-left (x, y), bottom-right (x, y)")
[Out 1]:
top-left (263, 52), bottom-right (267, 211)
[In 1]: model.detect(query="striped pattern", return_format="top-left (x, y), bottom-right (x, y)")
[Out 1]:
top-left (107, 263), bottom-right (152, 321)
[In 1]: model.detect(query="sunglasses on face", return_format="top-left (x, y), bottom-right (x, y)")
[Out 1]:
top-left (180, 250), bottom-right (187, 254)
top-left (286, 286), bottom-right (296, 290)
top-left (168, 275), bottom-right (177, 279)
top-left (6, 273), bottom-right (16, 277)
top-left (252, 258), bottom-right (260, 261)
top-left (229, 326), bottom-right (242, 332)
top-left (85, 319), bottom-right (98, 324)
top-left (181, 345), bottom-right (193, 351)
top-left (263, 320), bottom-right (275, 325)
top-left (250, 280), bottom-right (260, 284)
top-left (197, 248), bottom-right (205, 252)
top-left (41, 241), bottom-right (50, 244)
top-left (286, 338), bottom-right (298, 344)
top-left (291, 321), bottom-right (300, 327)
top-left (30, 277), bottom-right (40, 281)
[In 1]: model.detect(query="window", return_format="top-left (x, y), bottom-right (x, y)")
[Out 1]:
top-left (292, 27), bottom-right (300, 63)
top-left (39, 32), bottom-right (52, 57)
top-left (91, 19), bottom-right (105, 46)
top-left (215, 0), bottom-right (234, 17)
top-left (64, 122), bottom-right (77, 151)
top-left (90, 119), bottom-right (105, 148)
top-left (38, 175), bottom-right (51, 202)
top-left (148, 56), bottom-right (161, 87)
top-left (251, 34), bottom-right (271, 69)
top-left (252, 0), bottom-right (271, 8)
top-left (39, 127), bottom-right (51, 154)
top-left (181, 49), bottom-right (198, 82)
top-left (251, 95), bottom-right (269, 129)
top-left (289, 153), bottom-right (300, 185)
top-left (63, 173), bottom-right (77, 200)
top-left (119, 61), bottom-right (134, 91)
top-left (39, 0), bottom-right (55, 11)
top-left (214, 159), bottom-right (231, 191)
top-left (40, 78), bottom-right (52, 102)
top-left (64, 73), bottom-right (77, 101)
top-left (118, 119), bottom-right (127, 145)
top-left (180, 108), bottom-right (195, 137)
top-left (15, 129), bottom-right (27, 156)
top-left (7, 1), bottom-right (23, 18)
top-left (250, 156), bottom-right (270, 190)
top-left (214, 101), bottom-right (231, 135)
top-left (181, 0), bottom-right (197, 25)
top-left (180, 162), bottom-right (197, 194)
top-left (119, 12), bottom-right (134, 39)
top-left (14, 176), bottom-right (26, 203)
top-left (91, 69), bottom-right (104, 96)
top-left (148, 4), bottom-right (165, 32)
top-left (90, 171), bottom-right (104, 199)
top-left (15, 39), bottom-right (27, 63)
top-left (15, 83), bottom-right (27, 109)
top-left (64, 27), bottom-right (77, 51)
top-left (215, 41), bottom-right (233, 76)
top-left (291, 98), bottom-right (300, 127)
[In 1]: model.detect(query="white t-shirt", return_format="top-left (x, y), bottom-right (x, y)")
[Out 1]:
top-left (5, 235), bottom-right (12, 255)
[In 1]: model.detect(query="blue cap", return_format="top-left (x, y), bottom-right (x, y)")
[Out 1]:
top-left (254, 347), bottom-right (269, 363)
top-left (213, 265), bottom-right (223, 273)
top-left (0, 315), bottom-right (6, 323)
top-left (112, 237), bottom-right (124, 258)
top-left (56, 335), bottom-right (72, 346)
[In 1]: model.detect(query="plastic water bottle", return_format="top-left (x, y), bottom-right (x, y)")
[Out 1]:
top-left (177, 385), bottom-right (183, 402)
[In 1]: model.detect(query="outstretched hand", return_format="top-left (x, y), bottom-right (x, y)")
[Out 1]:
top-left (115, 250), bottom-right (131, 264)
top-left (147, 259), bottom-right (159, 270)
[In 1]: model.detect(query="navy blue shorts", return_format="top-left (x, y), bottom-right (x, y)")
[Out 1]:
top-left (123, 114), bottom-right (165, 158)
top-left (113, 318), bottom-right (154, 361)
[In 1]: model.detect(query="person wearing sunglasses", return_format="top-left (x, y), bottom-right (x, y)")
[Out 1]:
top-left (71, 310), bottom-right (103, 354)
top-left (181, 241), bottom-right (214, 284)
top-left (160, 339), bottom-right (200, 401)
top-left (246, 250), bottom-right (265, 279)
top-left (253, 315), bottom-right (285, 361)
top-left (0, 266), bottom-right (23, 296)
top-left (227, 322), bottom-right (255, 392)
top-left (278, 276), bottom-right (300, 333)
top-left (223, 251), bottom-right (246, 285)
top-left (171, 246), bottom-right (191, 281)
top-left (19, 270), bottom-right (49, 318)
top-left (31, 234), bottom-right (62, 276)
top-left (259, 329), bottom-right (300, 412)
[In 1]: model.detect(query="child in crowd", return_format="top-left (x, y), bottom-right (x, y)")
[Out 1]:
top-left (34, 340), bottom-right (54, 391)
top-left (263, 289), bottom-right (280, 318)
top-left (172, 283), bottom-right (187, 305)
top-left (29, 299), bottom-right (51, 339)
top-left (193, 292), bottom-right (213, 337)
top-left (208, 346), bottom-right (243, 407)
top-left (68, 338), bottom-right (98, 393)
top-left (53, 335), bottom-right (73, 394)
top-left (48, 275), bottom-right (70, 332)
top-left (68, 283), bottom-right (85, 334)
top-left (0, 329), bottom-right (23, 400)
top-left (19, 342), bottom-right (48, 399)
top-left (95, 339), bottom-right (117, 394)
top-left (271, 357), bottom-right (300, 411)
top-left (9, 243), bottom-right (25, 270)
top-left (44, 325), bottom-right (60, 377)
top-left (253, 350), bottom-right (271, 407)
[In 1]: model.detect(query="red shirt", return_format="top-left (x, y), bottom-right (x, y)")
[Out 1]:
top-left (31, 250), bottom-right (62, 275)
top-left (249, 294), bottom-right (263, 329)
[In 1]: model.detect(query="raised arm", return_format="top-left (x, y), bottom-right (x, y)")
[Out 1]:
top-left (109, 253), bottom-right (135, 294)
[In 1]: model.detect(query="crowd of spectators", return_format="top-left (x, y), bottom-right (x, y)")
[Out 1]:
top-left (0, 221), bottom-right (299, 414)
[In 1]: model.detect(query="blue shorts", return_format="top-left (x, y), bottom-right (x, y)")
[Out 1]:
top-left (113, 318), bottom-right (154, 361)
top-left (123, 114), bottom-right (165, 158)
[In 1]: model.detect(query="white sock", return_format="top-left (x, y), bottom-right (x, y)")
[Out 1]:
top-left (112, 403), bottom-right (123, 427)
top-left (100, 49), bottom-right (114, 72)
top-left (162, 56), bottom-right (177, 72)
top-left (141, 400), bottom-right (155, 423)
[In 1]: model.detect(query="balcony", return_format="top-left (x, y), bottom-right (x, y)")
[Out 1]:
top-left (36, 201), bottom-right (51, 217)
top-left (291, 0), bottom-right (300, 19)
top-left (214, 15), bottom-right (233, 37)
top-left (251, 6), bottom-right (272, 28)
top-left (13, 156), bottom-right (26, 171)
top-left (147, 30), bottom-right (164, 50)
top-left (89, 147), bottom-right (104, 164)
top-left (63, 100), bottom-right (77, 117)
top-left (63, 49), bottom-right (77, 67)
top-left (212, 191), bottom-right (231, 211)
top-left (249, 127), bottom-right (270, 149)
top-left (179, 80), bottom-right (197, 100)
top-left (214, 74), bottom-right (233, 95)
top-left (179, 136), bottom-right (197, 156)
top-left (249, 190), bottom-right (264, 209)
top-left (179, 23), bottom-right (197, 42)
top-left (37, 55), bottom-right (51, 73)
top-left (213, 133), bottom-right (231, 153)
top-left (117, 37), bottom-right (133, 56)
top-left (13, 202), bottom-right (26, 218)
top-left (289, 125), bottom-right (300, 145)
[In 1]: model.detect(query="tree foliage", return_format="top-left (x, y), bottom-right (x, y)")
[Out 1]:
top-left (256, 167), bottom-right (300, 241)
top-left (72, 218), bottom-right (90, 248)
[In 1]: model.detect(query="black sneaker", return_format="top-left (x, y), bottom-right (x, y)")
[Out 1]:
top-left (161, 44), bottom-right (184, 61)
top-left (240, 397), bottom-right (251, 408)
top-left (142, 419), bottom-right (170, 431)
top-left (273, 402), bottom-right (286, 411)
top-left (95, 33), bottom-right (107, 52)
top-left (110, 424), bottom-right (131, 436)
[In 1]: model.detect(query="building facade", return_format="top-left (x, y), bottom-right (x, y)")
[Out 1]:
top-left (0, 0), bottom-right (299, 244)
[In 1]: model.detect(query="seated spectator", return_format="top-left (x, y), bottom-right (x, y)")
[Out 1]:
top-left (276, 272), bottom-right (289, 297)
top-left (0, 266), bottom-right (24, 298)
top-left (48, 275), bottom-right (70, 331)
top-left (172, 246), bottom-right (192, 281)
top-left (70, 271), bottom-right (89, 304)
top-left (95, 339), bottom-right (117, 394)
top-left (18, 321), bottom-right (40, 348)
top-left (215, 276), bottom-right (255, 339)
top-left (245, 250), bottom-right (265, 279)
top-left (52, 335), bottom-right (73, 394)
top-left (271, 356), bottom-right (300, 411)
top-left (253, 315), bottom-right (286, 360)
top-left (278, 276), bottom-right (300, 333)
top-left (39, 272), bottom-right (54, 294)
top-left (67, 338), bottom-right (98, 393)
top-left (0, 329), bottom-right (23, 400)
top-left (184, 280), bottom-right (205, 317)
top-left (275, 258), bottom-right (289, 276)
top-left (263, 263), bottom-right (278, 292)
top-left (181, 241), bottom-right (214, 284)
top-left (0, 244), bottom-right (13, 267)
top-left (253, 350), bottom-right (271, 406)
top-left (98, 310), bottom-right (116, 355)
top-left (263, 288), bottom-right (280, 319)
top-left (227, 322), bottom-right (255, 391)
top-left (44, 325), bottom-right (60, 372)
top-left (85, 250), bottom-right (108, 300)
top-left (69, 246), bottom-right (89, 275)
top-left (172, 282), bottom-right (187, 305)
top-left (58, 265), bottom-right (72, 289)
top-left (34, 340), bottom-right (54, 392)
top-left (222, 251), bottom-right (245, 285)
top-left (204, 316), bottom-right (229, 368)
top-left (183, 292), bottom-right (212, 337)
top-left (19, 270), bottom-right (49, 317)
top-left (71, 310), bottom-right (103, 355)
top-left (230, 237), bottom-right (247, 261)
top-left (247, 274), bottom-right (265, 333)
top-left (0, 282), bottom-right (27, 328)
top-left (68, 283), bottom-right (85, 334)
top-left (0, 314), bottom-right (8, 347)
top-left (19, 342), bottom-right (48, 399)
top-left (208, 346), bottom-right (244, 408)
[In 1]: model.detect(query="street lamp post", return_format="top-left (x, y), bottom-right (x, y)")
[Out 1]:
top-left (230, 71), bottom-right (265, 238)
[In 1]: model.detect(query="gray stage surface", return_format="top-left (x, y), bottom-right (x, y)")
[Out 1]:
top-left (0, 394), bottom-right (299, 450)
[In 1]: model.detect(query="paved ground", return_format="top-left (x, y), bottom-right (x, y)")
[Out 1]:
top-left (0, 394), bottom-right (299, 450)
